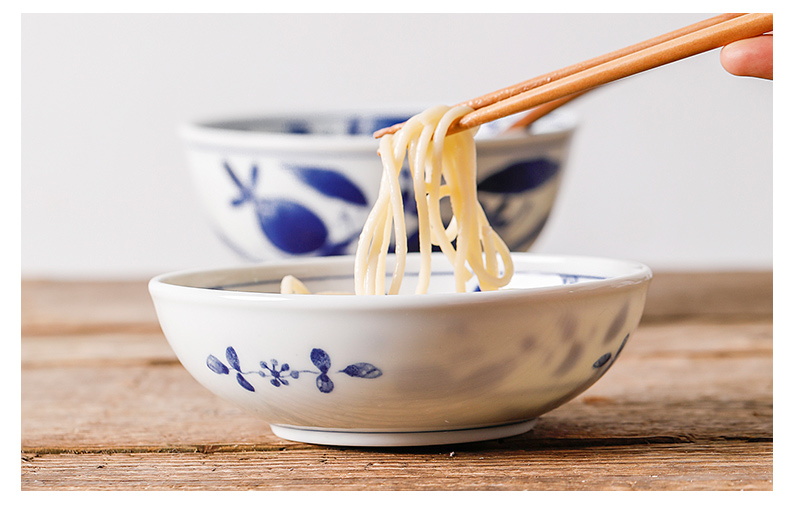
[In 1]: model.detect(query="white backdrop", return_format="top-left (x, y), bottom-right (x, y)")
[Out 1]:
top-left (21, 13), bottom-right (773, 279)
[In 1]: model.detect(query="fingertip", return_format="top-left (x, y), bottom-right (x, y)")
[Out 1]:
top-left (720, 35), bottom-right (773, 80)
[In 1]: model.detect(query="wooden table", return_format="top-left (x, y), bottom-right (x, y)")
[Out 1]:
top-left (21, 272), bottom-right (773, 490)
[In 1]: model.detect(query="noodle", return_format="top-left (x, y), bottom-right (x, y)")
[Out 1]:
top-left (280, 275), bottom-right (312, 294)
top-left (283, 105), bottom-right (514, 295)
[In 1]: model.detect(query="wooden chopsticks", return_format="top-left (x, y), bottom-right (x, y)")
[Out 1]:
top-left (502, 13), bottom-right (744, 132)
top-left (373, 13), bottom-right (772, 139)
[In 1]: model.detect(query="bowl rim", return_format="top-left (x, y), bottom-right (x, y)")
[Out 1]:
top-left (178, 107), bottom-right (578, 154)
top-left (149, 253), bottom-right (652, 310)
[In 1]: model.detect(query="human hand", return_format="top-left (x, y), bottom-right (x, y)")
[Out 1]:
top-left (720, 34), bottom-right (773, 80)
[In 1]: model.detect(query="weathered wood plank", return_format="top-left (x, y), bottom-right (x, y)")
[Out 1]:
top-left (20, 318), bottom-right (773, 368)
top-left (642, 271), bottom-right (772, 320)
top-left (21, 442), bottom-right (772, 490)
top-left (21, 331), bottom-right (177, 369)
top-left (20, 271), bottom-right (773, 337)
top-left (21, 321), bottom-right (772, 451)
top-left (19, 278), bottom-right (773, 491)
top-left (21, 280), bottom-right (160, 336)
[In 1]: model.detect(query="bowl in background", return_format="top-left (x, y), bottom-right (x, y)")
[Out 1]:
top-left (149, 252), bottom-right (651, 447)
top-left (179, 108), bottom-right (577, 262)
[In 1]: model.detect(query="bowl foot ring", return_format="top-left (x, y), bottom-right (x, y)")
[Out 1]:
top-left (270, 419), bottom-right (538, 447)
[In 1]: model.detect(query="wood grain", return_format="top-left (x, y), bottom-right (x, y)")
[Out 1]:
top-left (20, 271), bottom-right (774, 333)
top-left (21, 280), bottom-right (160, 336)
top-left (20, 320), bottom-right (772, 451)
top-left (21, 443), bottom-right (772, 491)
top-left (20, 274), bottom-right (773, 490)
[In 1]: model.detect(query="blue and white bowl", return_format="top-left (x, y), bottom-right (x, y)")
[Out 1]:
top-left (149, 252), bottom-right (651, 447)
top-left (180, 109), bottom-right (577, 262)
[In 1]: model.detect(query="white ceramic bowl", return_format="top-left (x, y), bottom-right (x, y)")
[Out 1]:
top-left (180, 109), bottom-right (577, 262)
top-left (149, 253), bottom-right (651, 447)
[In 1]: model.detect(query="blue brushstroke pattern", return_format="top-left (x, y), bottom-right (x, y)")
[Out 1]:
top-left (290, 166), bottom-right (368, 206)
top-left (236, 373), bottom-right (255, 392)
top-left (478, 158), bottom-right (560, 194)
top-left (226, 347), bottom-right (242, 372)
top-left (310, 348), bottom-right (332, 373)
top-left (206, 355), bottom-right (229, 375)
top-left (316, 373), bottom-right (334, 393)
top-left (257, 199), bottom-right (328, 254)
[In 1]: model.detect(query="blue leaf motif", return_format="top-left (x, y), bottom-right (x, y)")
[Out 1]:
top-left (226, 347), bottom-right (242, 372)
top-left (236, 373), bottom-right (255, 392)
top-left (340, 363), bottom-right (383, 379)
top-left (290, 166), bottom-right (368, 206)
top-left (257, 198), bottom-right (328, 254)
top-left (593, 352), bottom-right (612, 368)
top-left (592, 335), bottom-right (630, 375)
top-left (478, 158), bottom-right (560, 194)
top-left (310, 348), bottom-right (331, 373)
top-left (206, 355), bottom-right (229, 375)
top-left (316, 373), bottom-right (335, 393)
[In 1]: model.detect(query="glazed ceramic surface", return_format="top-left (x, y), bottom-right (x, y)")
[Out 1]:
top-left (180, 109), bottom-right (576, 262)
top-left (149, 253), bottom-right (651, 446)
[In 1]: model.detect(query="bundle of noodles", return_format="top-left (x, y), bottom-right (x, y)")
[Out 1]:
top-left (353, 105), bottom-right (513, 295)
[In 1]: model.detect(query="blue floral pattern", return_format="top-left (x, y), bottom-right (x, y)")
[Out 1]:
top-left (206, 347), bottom-right (382, 394)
